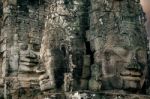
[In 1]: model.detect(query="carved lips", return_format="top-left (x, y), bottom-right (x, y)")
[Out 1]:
top-left (19, 50), bottom-right (39, 72)
top-left (120, 70), bottom-right (142, 81)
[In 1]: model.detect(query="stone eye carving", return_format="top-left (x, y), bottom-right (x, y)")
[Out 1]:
top-left (104, 51), bottom-right (111, 61)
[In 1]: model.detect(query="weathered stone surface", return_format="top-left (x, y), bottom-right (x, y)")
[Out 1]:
top-left (0, 0), bottom-right (149, 99)
top-left (88, 0), bottom-right (148, 93)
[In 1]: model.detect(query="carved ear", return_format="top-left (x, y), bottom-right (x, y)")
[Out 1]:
top-left (2, 15), bottom-right (8, 26)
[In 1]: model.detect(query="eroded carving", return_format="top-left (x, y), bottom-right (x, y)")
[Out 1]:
top-left (88, 0), bottom-right (148, 93)
top-left (39, 0), bottom-right (85, 92)
top-left (0, 0), bottom-right (149, 98)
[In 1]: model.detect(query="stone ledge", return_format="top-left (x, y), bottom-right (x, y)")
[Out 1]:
top-left (41, 91), bottom-right (150, 99)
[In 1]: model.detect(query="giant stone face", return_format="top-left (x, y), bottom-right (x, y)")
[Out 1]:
top-left (95, 34), bottom-right (148, 91)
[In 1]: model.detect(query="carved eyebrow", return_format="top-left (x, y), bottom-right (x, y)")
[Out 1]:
top-left (104, 47), bottom-right (127, 54)
top-left (112, 47), bottom-right (128, 53)
top-left (111, 47), bottom-right (129, 60)
top-left (135, 47), bottom-right (145, 51)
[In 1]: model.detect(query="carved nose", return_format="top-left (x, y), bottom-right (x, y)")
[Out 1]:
top-left (131, 52), bottom-right (137, 61)
top-left (125, 54), bottom-right (142, 71)
top-left (26, 50), bottom-right (37, 59)
top-left (125, 60), bottom-right (142, 71)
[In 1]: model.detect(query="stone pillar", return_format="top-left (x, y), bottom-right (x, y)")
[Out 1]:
top-left (1, 0), bottom-right (17, 98)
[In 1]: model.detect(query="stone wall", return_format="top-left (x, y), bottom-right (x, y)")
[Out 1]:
top-left (0, 0), bottom-right (149, 99)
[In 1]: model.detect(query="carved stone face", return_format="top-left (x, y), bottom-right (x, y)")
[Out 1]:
top-left (9, 31), bottom-right (41, 75)
top-left (95, 35), bottom-right (148, 91)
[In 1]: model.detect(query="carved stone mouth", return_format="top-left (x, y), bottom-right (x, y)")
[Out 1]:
top-left (20, 57), bottom-right (39, 67)
top-left (120, 70), bottom-right (142, 81)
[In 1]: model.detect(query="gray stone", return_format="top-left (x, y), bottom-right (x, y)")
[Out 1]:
top-left (0, 0), bottom-right (149, 98)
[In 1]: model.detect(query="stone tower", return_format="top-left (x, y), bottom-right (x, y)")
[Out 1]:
top-left (0, 0), bottom-right (149, 99)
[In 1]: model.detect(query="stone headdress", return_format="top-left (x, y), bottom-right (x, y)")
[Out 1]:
top-left (87, 0), bottom-right (147, 52)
